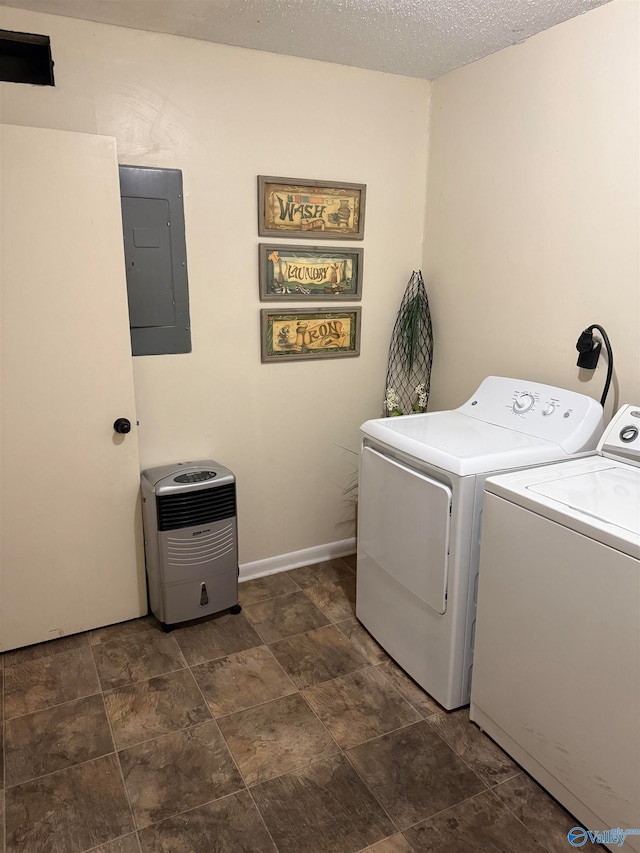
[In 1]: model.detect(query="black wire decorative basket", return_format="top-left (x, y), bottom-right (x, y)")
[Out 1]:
top-left (384, 270), bottom-right (434, 417)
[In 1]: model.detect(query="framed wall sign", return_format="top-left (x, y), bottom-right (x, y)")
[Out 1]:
top-left (259, 244), bottom-right (363, 301)
top-left (261, 308), bottom-right (362, 363)
top-left (258, 176), bottom-right (366, 240)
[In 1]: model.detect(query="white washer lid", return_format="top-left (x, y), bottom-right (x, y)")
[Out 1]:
top-left (528, 466), bottom-right (640, 536)
top-left (486, 456), bottom-right (640, 558)
top-left (361, 411), bottom-right (563, 476)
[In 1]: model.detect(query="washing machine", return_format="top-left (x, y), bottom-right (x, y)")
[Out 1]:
top-left (470, 405), bottom-right (640, 850)
top-left (356, 376), bottom-right (604, 710)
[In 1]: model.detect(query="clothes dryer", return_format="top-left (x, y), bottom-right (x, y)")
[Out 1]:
top-left (357, 376), bottom-right (604, 709)
top-left (470, 405), bottom-right (640, 851)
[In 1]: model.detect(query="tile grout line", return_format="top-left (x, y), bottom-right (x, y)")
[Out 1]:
top-left (339, 711), bottom-right (500, 837)
top-left (422, 712), bottom-right (525, 795)
top-left (484, 782), bottom-right (571, 853)
top-left (194, 651), bottom-right (381, 724)
top-left (243, 781), bottom-right (282, 852)
top-left (340, 715), bottom-right (434, 756)
top-left (486, 786), bottom-right (560, 853)
top-left (424, 715), bottom-right (496, 796)
top-left (204, 711), bottom-right (439, 800)
top-left (4, 698), bottom-right (121, 790)
top-left (135, 787), bottom-right (244, 831)
top-left (82, 831), bottom-right (142, 853)
top-left (186, 660), bottom-right (249, 793)
top-left (353, 831), bottom-right (415, 853)
top-left (2, 751), bottom-right (120, 791)
top-left (209, 689), bottom-right (298, 725)
top-left (395, 785), bottom-right (517, 839)
top-left (88, 619), bottom-right (158, 647)
top-left (242, 572), bottom-right (354, 617)
top-left (182, 657), bottom-right (288, 851)
top-left (238, 583), bottom-right (304, 607)
top-left (286, 658), bottom-right (374, 693)
top-left (222, 640), bottom-right (425, 843)
top-left (243, 743), bottom-right (396, 853)
top-left (294, 684), bottom-right (343, 754)
top-left (341, 746), bottom-right (403, 837)
top-left (175, 572), bottom-right (357, 667)
top-left (2, 644), bottom-right (101, 722)
top-left (3, 699), bottom-right (293, 794)
top-left (421, 713), bottom-right (495, 793)
top-left (133, 782), bottom-right (285, 853)
top-left (374, 663), bottom-right (530, 801)
top-left (98, 663), bottom-right (190, 696)
top-left (243, 606), bottom-right (333, 646)
top-left (89, 622), bottom-right (161, 650)
top-left (373, 661), bottom-right (442, 719)
top-left (0, 632), bottom-right (92, 670)
top-left (211, 687), bottom-right (344, 786)
top-left (8, 658), bottom-right (388, 779)
top-left (375, 766), bottom-right (566, 851)
top-left (102, 716), bottom-right (216, 762)
top-left (261, 619), bottom-right (372, 670)
top-left (125, 662), bottom-right (285, 851)
top-left (87, 641), bottom-right (141, 849)
top-left (297, 579), bottom-right (356, 619)
top-left (244, 568), bottom-right (353, 598)
top-left (298, 666), bottom-right (423, 748)
top-left (90, 624), bottom-right (186, 675)
top-left (342, 713), bottom-right (438, 822)
top-left (200, 653), bottom-right (422, 798)
top-left (2, 690), bottom-right (104, 725)
top-left (240, 570), bottom-right (303, 593)
top-left (4, 648), bottom-right (203, 727)
top-left (247, 749), bottom-right (361, 794)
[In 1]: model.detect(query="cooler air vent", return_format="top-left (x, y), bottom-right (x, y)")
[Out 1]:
top-left (156, 483), bottom-right (236, 531)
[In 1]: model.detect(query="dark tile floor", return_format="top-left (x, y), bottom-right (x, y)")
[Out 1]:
top-left (0, 555), bottom-right (596, 852)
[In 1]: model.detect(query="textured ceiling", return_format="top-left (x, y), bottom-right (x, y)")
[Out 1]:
top-left (0, 0), bottom-right (613, 79)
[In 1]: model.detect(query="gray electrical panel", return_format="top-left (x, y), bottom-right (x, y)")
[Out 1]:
top-left (119, 165), bottom-right (191, 356)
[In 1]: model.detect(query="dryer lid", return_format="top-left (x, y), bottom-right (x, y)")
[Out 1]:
top-left (361, 376), bottom-right (603, 477)
top-left (361, 411), bottom-right (563, 476)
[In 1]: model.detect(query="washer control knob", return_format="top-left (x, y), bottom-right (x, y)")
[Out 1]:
top-left (620, 425), bottom-right (639, 443)
top-left (542, 402), bottom-right (556, 416)
top-left (513, 393), bottom-right (535, 413)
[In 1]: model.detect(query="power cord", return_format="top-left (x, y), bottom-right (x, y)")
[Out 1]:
top-left (576, 324), bottom-right (613, 408)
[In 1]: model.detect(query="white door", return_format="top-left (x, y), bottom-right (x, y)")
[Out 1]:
top-left (359, 447), bottom-right (451, 614)
top-left (0, 124), bottom-right (145, 651)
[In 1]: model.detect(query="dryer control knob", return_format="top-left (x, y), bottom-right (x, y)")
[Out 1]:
top-left (542, 402), bottom-right (556, 416)
top-left (513, 393), bottom-right (535, 413)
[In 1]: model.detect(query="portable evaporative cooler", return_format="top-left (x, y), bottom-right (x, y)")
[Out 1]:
top-left (140, 460), bottom-right (240, 629)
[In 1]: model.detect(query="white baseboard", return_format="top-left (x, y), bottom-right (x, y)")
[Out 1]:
top-left (239, 538), bottom-right (356, 583)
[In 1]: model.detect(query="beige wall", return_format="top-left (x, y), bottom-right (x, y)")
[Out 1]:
top-left (4, 0), bottom-right (635, 567)
top-left (0, 7), bottom-right (431, 563)
top-left (424, 0), bottom-right (640, 421)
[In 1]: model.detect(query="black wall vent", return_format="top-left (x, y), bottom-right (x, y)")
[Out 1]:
top-left (0, 30), bottom-right (54, 86)
top-left (156, 483), bottom-right (236, 531)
